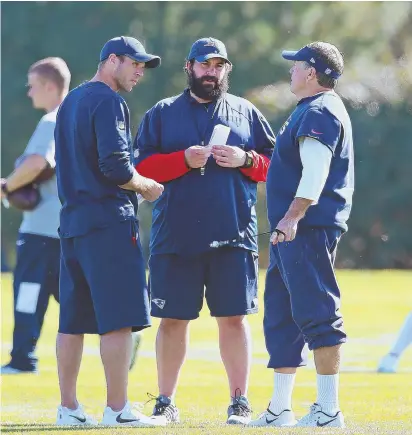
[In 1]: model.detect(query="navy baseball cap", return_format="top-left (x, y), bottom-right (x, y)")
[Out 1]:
top-left (100, 36), bottom-right (161, 69)
top-left (282, 45), bottom-right (341, 79)
top-left (187, 37), bottom-right (232, 65)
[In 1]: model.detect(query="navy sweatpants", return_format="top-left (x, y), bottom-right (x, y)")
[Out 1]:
top-left (11, 233), bottom-right (60, 371)
top-left (264, 228), bottom-right (347, 369)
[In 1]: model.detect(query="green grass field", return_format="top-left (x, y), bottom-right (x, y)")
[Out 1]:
top-left (1, 270), bottom-right (412, 434)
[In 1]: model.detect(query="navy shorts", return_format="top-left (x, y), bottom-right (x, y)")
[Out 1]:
top-left (148, 247), bottom-right (259, 320)
top-left (59, 220), bottom-right (151, 335)
top-left (264, 228), bottom-right (347, 369)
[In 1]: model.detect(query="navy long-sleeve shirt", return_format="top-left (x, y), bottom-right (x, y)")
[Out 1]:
top-left (55, 81), bottom-right (138, 238)
top-left (134, 89), bottom-right (275, 255)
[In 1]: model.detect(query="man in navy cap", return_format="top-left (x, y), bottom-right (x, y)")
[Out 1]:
top-left (54, 36), bottom-right (164, 427)
top-left (134, 37), bottom-right (275, 425)
top-left (249, 42), bottom-right (353, 428)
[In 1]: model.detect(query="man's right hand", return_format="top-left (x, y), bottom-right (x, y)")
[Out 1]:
top-left (139, 178), bottom-right (164, 202)
top-left (184, 145), bottom-right (211, 169)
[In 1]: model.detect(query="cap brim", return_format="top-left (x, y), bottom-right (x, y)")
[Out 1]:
top-left (281, 50), bottom-right (301, 61)
top-left (126, 53), bottom-right (161, 69)
top-left (194, 53), bottom-right (232, 66)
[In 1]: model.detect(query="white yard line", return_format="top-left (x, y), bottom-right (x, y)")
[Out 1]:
top-left (2, 333), bottom-right (412, 372)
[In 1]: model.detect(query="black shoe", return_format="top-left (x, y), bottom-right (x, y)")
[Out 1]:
top-left (150, 395), bottom-right (180, 425)
top-left (0, 363), bottom-right (38, 375)
top-left (227, 389), bottom-right (252, 425)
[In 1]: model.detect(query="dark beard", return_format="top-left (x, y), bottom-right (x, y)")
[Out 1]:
top-left (187, 69), bottom-right (229, 101)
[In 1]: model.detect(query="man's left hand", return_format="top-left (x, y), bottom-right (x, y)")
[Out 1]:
top-left (212, 145), bottom-right (246, 168)
top-left (1, 178), bottom-right (7, 199)
top-left (270, 216), bottom-right (299, 245)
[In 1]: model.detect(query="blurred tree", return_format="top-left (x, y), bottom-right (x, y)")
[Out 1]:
top-left (1, 1), bottom-right (411, 268)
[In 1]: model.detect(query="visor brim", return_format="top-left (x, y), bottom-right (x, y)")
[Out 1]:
top-left (194, 53), bottom-right (232, 66)
top-left (126, 53), bottom-right (161, 69)
top-left (281, 50), bottom-right (301, 61)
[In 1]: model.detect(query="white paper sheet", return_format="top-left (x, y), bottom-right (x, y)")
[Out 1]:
top-left (208, 124), bottom-right (231, 146)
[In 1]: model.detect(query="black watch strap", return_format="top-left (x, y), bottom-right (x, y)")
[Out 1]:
top-left (1, 181), bottom-right (9, 195)
top-left (241, 151), bottom-right (253, 168)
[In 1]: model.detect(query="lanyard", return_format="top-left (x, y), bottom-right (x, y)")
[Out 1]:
top-left (193, 101), bottom-right (221, 176)
top-left (191, 97), bottom-right (222, 147)
top-left (186, 90), bottom-right (225, 175)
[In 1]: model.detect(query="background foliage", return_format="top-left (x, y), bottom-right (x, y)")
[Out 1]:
top-left (2, 1), bottom-right (412, 268)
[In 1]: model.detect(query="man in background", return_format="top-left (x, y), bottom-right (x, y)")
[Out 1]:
top-left (378, 311), bottom-right (412, 373)
top-left (0, 56), bottom-right (143, 376)
top-left (1, 57), bottom-right (70, 375)
top-left (249, 42), bottom-right (353, 428)
top-left (135, 37), bottom-right (275, 425)
top-left (54, 36), bottom-right (163, 427)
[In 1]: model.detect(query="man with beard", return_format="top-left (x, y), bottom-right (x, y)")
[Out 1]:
top-left (134, 37), bottom-right (275, 425)
top-left (54, 37), bottom-right (164, 427)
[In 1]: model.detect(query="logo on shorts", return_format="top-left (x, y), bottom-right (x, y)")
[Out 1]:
top-left (152, 298), bottom-right (166, 309)
top-left (252, 297), bottom-right (259, 309)
top-left (16, 239), bottom-right (25, 246)
top-left (117, 119), bottom-right (125, 130)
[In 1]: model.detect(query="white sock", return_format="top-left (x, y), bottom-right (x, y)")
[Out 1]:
top-left (316, 374), bottom-right (339, 414)
top-left (391, 312), bottom-right (412, 356)
top-left (269, 372), bottom-right (296, 414)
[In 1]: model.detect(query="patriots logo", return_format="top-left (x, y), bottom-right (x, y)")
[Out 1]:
top-left (251, 297), bottom-right (259, 309)
top-left (152, 298), bottom-right (166, 309)
top-left (204, 39), bottom-right (216, 47)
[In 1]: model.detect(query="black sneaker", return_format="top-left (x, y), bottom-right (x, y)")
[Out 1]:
top-left (0, 363), bottom-right (38, 375)
top-left (150, 395), bottom-right (180, 425)
top-left (227, 390), bottom-right (252, 425)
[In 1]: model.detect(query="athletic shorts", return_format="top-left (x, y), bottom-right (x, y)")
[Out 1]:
top-left (59, 220), bottom-right (150, 335)
top-left (149, 247), bottom-right (259, 320)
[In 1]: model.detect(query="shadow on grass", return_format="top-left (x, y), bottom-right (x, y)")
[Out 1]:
top-left (0, 424), bottom-right (103, 433)
top-left (0, 423), bottom-right (213, 432)
top-left (0, 423), bottom-right (217, 432)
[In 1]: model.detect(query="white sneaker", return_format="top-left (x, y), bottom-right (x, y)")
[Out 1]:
top-left (101, 401), bottom-right (162, 427)
top-left (248, 406), bottom-right (297, 427)
top-left (56, 404), bottom-right (96, 426)
top-left (296, 403), bottom-right (345, 428)
top-left (129, 331), bottom-right (143, 371)
top-left (378, 353), bottom-right (399, 373)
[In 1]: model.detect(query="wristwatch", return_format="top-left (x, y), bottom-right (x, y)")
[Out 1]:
top-left (241, 151), bottom-right (253, 168)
